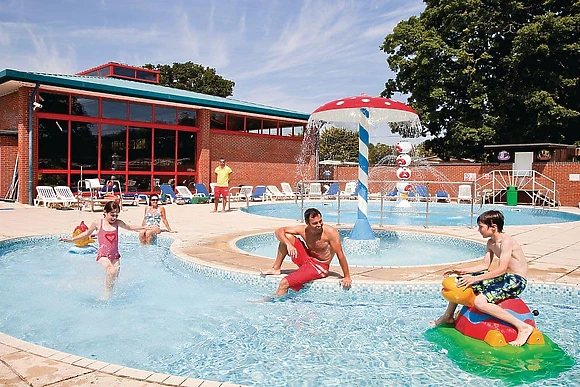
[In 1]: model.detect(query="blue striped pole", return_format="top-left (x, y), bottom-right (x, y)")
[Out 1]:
top-left (350, 107), bottom-right (374, 240)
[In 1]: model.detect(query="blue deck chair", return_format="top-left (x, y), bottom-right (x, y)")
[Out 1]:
top-left (159, 184), bottom-right (178, 204)
top-left (323, 183), bottom-right (340, 199)
top-left (250, 185), bottom-right (270, 201)
top-left (194, 183), bottom-right (214, 202)
top-left (385, 189), bottom-right (398, 200)
top-left (415, 185), bottom-right (430, 201)
top-left (435, 190), bottom-right (450, 202)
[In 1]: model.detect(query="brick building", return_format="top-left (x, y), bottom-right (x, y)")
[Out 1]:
top-left (0, 63), bottom-right (310, 204)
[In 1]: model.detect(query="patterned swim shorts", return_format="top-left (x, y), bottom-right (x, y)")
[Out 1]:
top-left (471, 273), bottom-right (527, 303)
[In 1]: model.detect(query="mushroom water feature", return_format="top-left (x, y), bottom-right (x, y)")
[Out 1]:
top-left (310, 95), bottom-right (421, 253)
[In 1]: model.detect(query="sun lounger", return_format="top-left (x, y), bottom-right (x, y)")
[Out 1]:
top-left (308, 183), bottom-right (322, 199)
top-left (194, 183), bottom-right (214, 203)
top-left (267, 185), bottom-right (286, 200)
top-left (249, 185), bottom-right (271, 201)
top-left (435, 190), bottom-right (450, 203)
top-left (34, 186), bottom-right (68, 208)
top-left (280, 182), bottom-right (297, 199)
top-left (322, 183), bottom-right (340, 199)
top-left (458, 184), bottom-right (473, 203)
top-left (54, 186), bottom-right (79, 207)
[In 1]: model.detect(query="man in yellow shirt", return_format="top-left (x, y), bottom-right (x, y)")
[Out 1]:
top-left (213, 158), bottom-right (233, 212)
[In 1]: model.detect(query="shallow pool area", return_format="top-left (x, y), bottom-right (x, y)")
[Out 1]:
top-left (236, 230), bottom-right (487, 267)
top-left (242, 202), bottom-right (580, 226)
top-left (1, 235), bottom-right (579, 386)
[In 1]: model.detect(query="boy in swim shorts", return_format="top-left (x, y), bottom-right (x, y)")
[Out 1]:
top-left (431, 210), bottom-right (534, 346)
top-left (260, 208), bottom-right (351, 297)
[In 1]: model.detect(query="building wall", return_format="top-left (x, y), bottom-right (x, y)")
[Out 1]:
top-left (334, 163), bottom-right (580, 207)
top-left (208, 131), bottom-right (306, 188)
top-left (0, 135), bottom-right (18, 198)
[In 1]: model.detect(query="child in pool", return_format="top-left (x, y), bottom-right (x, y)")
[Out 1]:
top-left (60, 201), bottom-right (144, 298)
top-left (431, 210), bottom-right (533, 346)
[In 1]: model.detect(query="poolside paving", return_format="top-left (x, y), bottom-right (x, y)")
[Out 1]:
top-left (1, 199), bottom-right (579, 386)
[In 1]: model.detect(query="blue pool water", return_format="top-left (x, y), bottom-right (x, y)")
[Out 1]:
top-left (1, 236), bottom-right (579, 386)
top-left (236, 230), bottom-right (487, 267)
top-left (242, 202), bottom-right (580, 226)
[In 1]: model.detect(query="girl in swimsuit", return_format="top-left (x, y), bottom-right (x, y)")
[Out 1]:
top-left (139, 194), bottom-right (174, 245)
top-left (60, 201), bottom-right (144, 298)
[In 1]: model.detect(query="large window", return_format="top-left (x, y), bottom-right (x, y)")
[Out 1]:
top-left (227, 114), bottom-right (245, 131)
top-left (210, 112), bottom-right (226, 129)
top-left (156, 106), bottom-right (177, 124)
top-left (128, 126), bottom-right (151, 171)
top-left (263, 119), bottom-right (278, 136)
top-left (177, 131), bottom-right (196, 172)
top-left (71, 121), bottom-right (98, 170)
top-left (38, 118), bottom-right (68, 169)
top-left (178, 109), bottom-right (196, 126)
top-left (39, 92), bottom-right (69, 115)
top-left (130, 102), bottom-right (152, 122)
top-left (154, 129), bottom-right (176, 172)
top-left (72, 96), bottom-right (99, 117)
top-left (102, 99), bottom-right (128, 120)
top-left (101, 124), bottom-right (126, 171)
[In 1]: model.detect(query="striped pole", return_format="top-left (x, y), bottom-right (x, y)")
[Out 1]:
top-left (350, 107), bottom-right (375, 240)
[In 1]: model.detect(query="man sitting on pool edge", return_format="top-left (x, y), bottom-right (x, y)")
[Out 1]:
top-left (260, 208), bottom-right (352, 297)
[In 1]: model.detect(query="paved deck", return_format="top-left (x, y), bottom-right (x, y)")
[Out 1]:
top-left (1, 200), bottom-right (579, 386)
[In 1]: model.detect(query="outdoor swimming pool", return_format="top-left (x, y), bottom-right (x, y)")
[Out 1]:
top-left (242, 202), bottom-right (580, 227)
top-left (236, 230), bottom-right (487, 267)
top-left (1, 236), bottom-right (578, 386)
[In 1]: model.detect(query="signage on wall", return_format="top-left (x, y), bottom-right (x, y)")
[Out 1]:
top-left (536, 149), bottom-right (552, 161)
top-left (497, 150), bottom-right (511, 161)
top-left (464, 173), bottom-right (477, 181)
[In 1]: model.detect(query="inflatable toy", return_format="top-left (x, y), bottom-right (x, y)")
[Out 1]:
top-left (425, 276), bottom-right (575, 384)
top-left (72, 221), bottom-right (94, 247)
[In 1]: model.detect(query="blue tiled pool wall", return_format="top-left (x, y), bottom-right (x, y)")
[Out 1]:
top-left (2, 236), bottom-right (579, 302)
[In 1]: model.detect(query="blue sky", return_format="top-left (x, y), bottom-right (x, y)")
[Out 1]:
top-left (0, 0), bottom-right (426, 141)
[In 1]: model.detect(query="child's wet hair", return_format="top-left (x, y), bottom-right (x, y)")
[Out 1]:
top-left (103, 201), bottom-right (120, 214)
top-left (477, 210), bottom-right (504, 232)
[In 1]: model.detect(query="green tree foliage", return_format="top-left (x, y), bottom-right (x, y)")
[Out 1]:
top-left (143, 61), bottom-right (235, 97)
top-left (369, 143), bottom-right (396, 165)
top-left (319, 127), bottom-right (358, 162)
top-left (381, 0), bottom-right (580, 160)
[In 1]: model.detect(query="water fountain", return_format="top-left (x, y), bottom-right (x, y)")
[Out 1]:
top-left (395, 141), bottom-right (413, 208)
top-left (309, 95), bottom-right (421, 254)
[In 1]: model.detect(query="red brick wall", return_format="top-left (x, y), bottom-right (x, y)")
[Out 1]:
top-left (207, 131), bottom-right (309, 188)
top-left (334, 163), bottom-right (580, 207)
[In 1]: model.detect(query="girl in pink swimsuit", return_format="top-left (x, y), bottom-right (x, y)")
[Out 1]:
top-left (61, 201), bottom-right (144, 298)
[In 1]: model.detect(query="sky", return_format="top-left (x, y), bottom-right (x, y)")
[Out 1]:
top-left (0, 0), bottom-right (426, 143)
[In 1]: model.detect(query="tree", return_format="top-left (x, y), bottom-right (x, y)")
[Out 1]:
top-left (318, 127), bottom-right (358, 162)
top-left (369, 143), bottom-right (396, 165)
top-left (143, 62), bottom-right (235, 97)
top-left (381, 0), bottom-right (580, 160)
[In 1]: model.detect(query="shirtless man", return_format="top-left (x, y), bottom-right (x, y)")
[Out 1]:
top-left (431, 210), bottom-right (533, 346)
top-left (261, 208), bottom-right (352, 297)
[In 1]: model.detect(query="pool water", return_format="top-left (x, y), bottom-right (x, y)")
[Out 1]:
top-left (236, 230), bottom-right (487, 267)
top-left (1, 237), bottom-right (578, 386)
top-left (243, 202), bottom-right (580, 227)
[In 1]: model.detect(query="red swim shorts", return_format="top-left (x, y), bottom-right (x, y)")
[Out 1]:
top-left (214, 186), bottom-right (229, 198)
top-left (285, 238), bottom-right (329, 292)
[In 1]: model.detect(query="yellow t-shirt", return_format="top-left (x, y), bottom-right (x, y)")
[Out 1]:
top-left (215, 165), bottom-right (232, 187)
